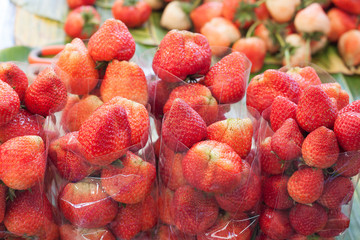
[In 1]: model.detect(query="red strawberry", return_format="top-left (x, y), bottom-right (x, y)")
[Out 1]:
top-left (0, 81), bottom-right (20, 126)
top-left (246, 70), bottom-right (300, 113)
top-left (289, 203), bottom-right (328, 236)
top-left (158, 187), bottom-right (175, 225)
top-left (155, 225), bottom-right (195, 240)
top-left (263, 175), bottom-right (294, 210)
top-left (286, 66), bottom-right (322, 93)
top-left (270, 96), bottom-right (297, 132)
top-left (59, 179), bottom-right (118, 228)
top-left (163, 83), bottom-right (218, 125)
top-left (56, 38), bottom-right (99, 95)
top-left (260, 137), bottom-right (290, 175)
top-left (77, 103), bottom-right (131, 165)
top-left (152, 30), bottom-right (211, 82)
top-left (24, 67), bottom-right (67, 117)
top-left (171, 185), bottom-right (218, 235)
top-left (182, 140), bottom-right (250, 193)
top-left (190, 2), bottom-right (223, 33)
top-left (317, 176), bottom-right (354, 209)
top-left (232, 37), bottom-right (267, 73)
top-left (0, 185), bottom-right (6, 223)
top-left (0, 136), bottom-right (45, 190)
top-left (215, 172), bottom-right (260, 213)
top-left (327, 8), bottom-right (357, 42)
top-left (100, 60), bottom-right (148, 105)
top-left (319, 83), bottom-right (349, 111)
top-left (271, 118), bottom-right (304, 161)
top-left (67, 0), bottom-right (96, 9)
top-left (101, 151), bottom-right (156, 204)
top-left (338, 99), bottom-right (360, 115)
top-left (222, 0), bottom-right (255, 28)
top-left (60, 224), bottom-right (116, 240)
top-left (332, 0), bottom-right (360, 15)
top-left (207, 118), bottom-right (253, 158)
top-left (88, 18), bottom-right (135, 62)
top-left (288, 167), bottom-right (324, 205)
top-left (0, 109), bottom-right (44, 143)
top-left (112, 0), bottom-right (152, 28)
top-left (259, 208), bottom-right (294, 240)
top-left (317, 209), bottom-right (350, 238)
top-left (338, 30), bottom-right (360, 68)
top-left (333, 151), bottom-right (360, 177)
top-left (296, 85), bottom-right (338, 132)
top-left (334, 112), bottom-right (360, 151)
top-left (0, 62), bottom-right (28, 101)
top-left (110, 194), bottom-right (157, 240)
top-left (204, 52), bottom-right (248, 104)
top-left (64, 6), bottom-right (100, 39)
top-left (254, 23), bottom-right (280, 54)
top-left (148, 79), bottom-right (177, 119)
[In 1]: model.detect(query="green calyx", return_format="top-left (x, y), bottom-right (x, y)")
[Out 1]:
top-left (81, 10), bottom-right (100, 37)
top-left (123, 0), bottom-right (139, 6)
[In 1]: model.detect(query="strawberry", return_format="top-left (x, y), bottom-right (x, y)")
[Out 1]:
top-left (24, 67), bottom-right (67, 117)
top-left (158, 187), bottom-right (175, 225)
top-left (64, 6), bottom-right (100, 39)
top-left (327, 8), bottom-right (357, 42)
top-left (259, 208), bottom-right (294, 240)
top-left (0, 136), bottom-right (45, 190)
top-left (296, 85), bottom-right (338, 133)
top-left (60, 224), bottom-right (116, 240)
top-left (182, 140), bottom-right (250, 193)
top-left (263, 175), bottom-right (294, 210)
top-left (100, 60), bottom-right (148, 105)
top-left (338, 30), bottom-right (360, 68)
top-left (0, 62), bottom-right (28, 101)
top-left (338, 99), bottom-right (360, 115)
top-left (317, 209), bottom-right (350, 238)
top-left (289, 234), bottom-right (308, 240)
top-left (260, 137), bottom-right (290, 175)
top-left (0, 109), bottom-right (44, 143)
top-left (332, 0), bottom-right (360, 15)
top-left (88, 18), bottom-right (135, 62)
top-left (207, 118), bottom-right (253, 158)
top-left (148, 79), bottom-right (177, 119)
top-left (286, 66), bottom-right (322, 93)
top-left (333, 151), bottom-right (360, 177)
top-left (246, 70), bottom-right (300, 114)
top-left (101, 151), bottom-right (156, 204)
top-left (204, 52), bottom-right (248, 104)
top-left (215, 172), bottom-right (260, 213)
top-left (254, 23), bottom-right (280, 54)
top-left (319, 83), bottom-right (349, 111)
top-left (110, 194), bottom-right (157, 240)
top-left (160, 1), bottom-right (192, 31)
top-left (152, 30), bottom-right (211, 82)
top-left (112, 0), bottom-right (152, 28)
top-left (221, 0), bottom-right (255, 28)
top-left (317, 176), bottom-right (354, 209)
top-left (59, 179), bottom-right (118, 228)
top-left (77, 103), bottom-right (131, 165)
top-left (0, 185), bottom-right (6, 223)
top-left (49, 132), bottom-right (98, 182)
top-left (67, 0), bottom-right (96, 9)
top-left (163, 83), bottom-right (218, 125)
top-left (270, 96), bottom-right (297, 132)
top-left (0, 81), bottom-right (20, 126)
top-left (232, 37), bottom-right (267, 73)
top-left (190, 2), bottom-right (223, 33)
top-left (287, 167), bottom-right (324, 204)
top-left (56, 38), bottom-right (99, 95)
top-left (284, 34), bottom-right (309, 66)
top-left (171, 185), bottom-right (218, 235)
top-left (156, 225), bottom-right (195, 240)
top-left (334, 112), bottom-right (360, 151)
top-left (289, 203), bottom-right (328, 236)
top-left (271, 118), bottom-right (304, 161)
top-left (266, 0), bottom-right (300, 23)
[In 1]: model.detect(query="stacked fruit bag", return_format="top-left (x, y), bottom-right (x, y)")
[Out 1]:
top-left (246, 64), bottom-right (360, 239)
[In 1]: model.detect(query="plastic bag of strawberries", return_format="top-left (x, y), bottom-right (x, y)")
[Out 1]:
top-left (248, 63), bottom-right (360, 240)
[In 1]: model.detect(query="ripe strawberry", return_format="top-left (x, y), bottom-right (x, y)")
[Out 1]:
top-left (156, 225), bottom-right (195, 240)
top-left (207, 118), bottom-right (253, 158)
top-left (296, 85), bottom-right (337, 133)
top-left (232, 37), bottom-right (267, 73)
top-left (100, 60), bottom-right (148, 105)
top-left (101, 151), bottom-right (156, 204)
top-left (254, 23), bottom-right (280, 54)
top-left (286, 66), bottom-right (322, 93)
top-left (0, 62), bottom-right (28, 101)
top-left (152, 30), bottom-right (211, 82)
top-left (0, 109), bottom-right (44, 143)
top-left (338, 99), bottom-right (360, 115)
top-left (215, 172), bottom-right (260, 213)
top-left (56, 38), bottom-right (99, 95)
top-left (60, 224), bottom-right (116, 240)
top-left (246, 70), bottom-right (300, 113)
top-left (334, 112), bottom-right (360, 151)
top-left (77, 103), bottom-right (131, 165)
top-left (110, 194), bottom-right (157, 240)
top-left (59, 179), bottom-right (118, 228)
top-left (221, 0), bottom-right (255, 28)
top-left (259, 208), bottom-right (294, 240)
top-left (182, 140), bottom-right (250, 193)
top-left (0, 136), bottom-right (45, 190)
top-left (338, 30), bottom-right (360, 68)
top-left (171, 185), bottom-right (218, 235)
top-left (332, 0), bottom-right (360, 15)
top-left (67, 0), bottom-right (96, 9)
top-left (327, 8), bottom-right (357, 42)
top-left (260, 137), bottom-right (290, 175)
top-left (0, 185), bottom-right (6, 223)
top-left (317, 176), bottom-right (354, 209)
top-left (163, 83), bottom-right (218, 125)
top-left (64, 6), bottom-right (100, 39)
top-left (0, 81), bottom-right (20, 126)
top-left (287, 167), bottom-right (324, 204)
top-left (190, 2), bottom-right (223, 33)
top-left (88, 18), bottom-right (135, 62)
top-left (289, 203), bottom-right (328, 236)
top-left (270, 96), bottom-right (297, 132)
top-left (319, 83), bottom-right (349, 111)
top-left (271, 118), bottom-right (304, 161)
top-left (112, 0), bottom-right (152, 28)
top-left (317, 209), bottom-right (350, 238)
top-left (263, 175), bottom-right (294, 210)
top-left (204, 52), bottom-right (248, 104)
top-left (148, 79), bottom-right (177, 118)
top-left (24, 67), bottom-right (67, 117)
top-left (333, 151), bottom-right (360, 177)
top-left (158, 187), bottom-right (175, 225)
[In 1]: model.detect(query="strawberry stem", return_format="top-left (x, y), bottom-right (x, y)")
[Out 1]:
top-left (275, 33), bottom-right (290, 66)
top-left (246, 20), bottom-right (260, 38)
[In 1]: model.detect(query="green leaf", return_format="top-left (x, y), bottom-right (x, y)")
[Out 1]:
top-left (0, 46), bottom-right (32, 62)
